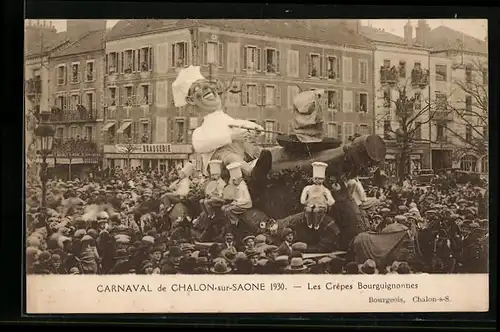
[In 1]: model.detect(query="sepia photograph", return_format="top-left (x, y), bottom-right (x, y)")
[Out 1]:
top-left (25, 18), bottom-right (489, 313)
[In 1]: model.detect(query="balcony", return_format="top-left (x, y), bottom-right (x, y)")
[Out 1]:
top-left (25, 78), bottom-right (42, 98)
top-left (380, 66), bottom-right (399, 84)
top-left (411, 69), bottom-right (430, 88)
top-left (49, 106), bottom-right (99, 123)
top-left (53, 138), bottom-right (99, 158)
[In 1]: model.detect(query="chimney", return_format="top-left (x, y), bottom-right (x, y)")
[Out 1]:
top-left (404, 20), bottom-right (413, 46)
top-left (415, 19), bottom-right (430, 47)
top-left (25, 19), bottom-right (58, 51)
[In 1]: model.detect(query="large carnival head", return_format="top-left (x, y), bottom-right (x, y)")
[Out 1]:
top-left (293, 89), bottom-right (326, 115)
top-left (172, 65), bottom-right (223, 112)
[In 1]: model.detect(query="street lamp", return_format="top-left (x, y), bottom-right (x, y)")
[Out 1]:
top-left (34, 112), bottom-right (55, 226)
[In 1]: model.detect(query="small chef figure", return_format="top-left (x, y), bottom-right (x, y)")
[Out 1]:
top-left (221, 162), bottom-right (253, 226)
top-left (300, 162), bottom-right (335, 230)
top-left (172, 66), bottom-right (272, 182)
top-left (199, 160), bottom-right (227, 219)
top-left (161, 162), bottom-right (194, 211)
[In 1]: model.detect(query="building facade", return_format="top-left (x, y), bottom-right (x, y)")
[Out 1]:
top-left (103, 19), bottom-right (375, 172)
top-left (47, 29), bottom-right (107, 180)
top-left (361, 22), bottom-right (432, 176)
top-left (427, 25), bottom-right (488, 173)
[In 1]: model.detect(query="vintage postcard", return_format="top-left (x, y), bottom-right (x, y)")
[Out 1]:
top-left (25, 18), bottom-right (489, 313)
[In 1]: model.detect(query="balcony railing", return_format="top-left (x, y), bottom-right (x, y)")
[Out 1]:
top-left (25, 78), bottom-right (42, 96)
top-left (53, 138), bottom-right (99, 157)
top-left (411, 69), bottom-right (430, 87)
top-left (49, 106), bottom-right (98, 122)
top-left (380, 66), bottom-right (399, 84)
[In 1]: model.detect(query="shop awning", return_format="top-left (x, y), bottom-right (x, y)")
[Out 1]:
top-left (117, 120), bottom-right (132, 134)
top-left (101, 121), bottom-right (116, 132)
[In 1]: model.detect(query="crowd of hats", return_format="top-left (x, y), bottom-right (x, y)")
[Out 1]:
top-left (25, 167), bottom-right (488, 275)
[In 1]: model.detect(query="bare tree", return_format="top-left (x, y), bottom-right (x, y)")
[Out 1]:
top-left (375, 76), bottom-right (453, 181)
top-left (118, 134), bottom-right (138, 169)
top-left (444, 58), bottom-right (488, 162)
top-left (56, 138), bottom-right (85, 181)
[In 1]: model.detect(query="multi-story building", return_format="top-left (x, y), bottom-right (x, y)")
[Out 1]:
top-left (361, 21), bottom-right (432, 175)
top-left (48, 27), bottom-right (107, 180)
top-left (427, 25), bottom-right (488, 173)
top-left (103, 19), bottom-right (374, 172)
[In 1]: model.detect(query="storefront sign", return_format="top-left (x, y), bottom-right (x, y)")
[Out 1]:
top-left (104, 153), bottom-right (189, 160)
top-left (104, 144), bottom-right (192, 154)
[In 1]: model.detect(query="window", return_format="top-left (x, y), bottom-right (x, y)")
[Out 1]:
top-left (462, 95), bottom-right (473, 115)
top-left (326, 122), bottom-right (337, 137)
top-left (85, 61), bottom-right (94, 82)
top-left (383, 120), bottom-right (391, 139)
top-left (358, 93), bottom-right (368, 112)
top-left (414, 121), bottom-right (422, 140)
top-left (107, 52), bottom-right (118, 74)
top-left (246, 84), bottom-right (258, 105)
top-left (141, 122), bottom-right (150, 143)
top-left (414, 92), bottom-right (422, 109)
top-left (56, 95), bottom-right (66, 110)
top-left (359, 124), bottom-right (370, 135)
top-left (383, 87), bottom-right (391, 107)
top-left (288, 85), bottom-right (300, 109)
top-left (343, 57), bottom-right (353, 83)
top-left (287, 50), bottom-right (299, 77)
top-left (327, 90), bottom-right (338, 110)
top-left (359, 60), bottom-right (368, 83)
top-left (56, 127), bottom-right (64, 138)
top-left (172, 42), bottom-right (189, 68)
top-left (85, 126), bottom-right (93, 141)
top-left (265, 85), bottom-right (276, 106)
top-left (175, 118), bottom-right (185, 143)
top-left (436, 93), bottom-right (447, 111)
top-left (109, 87), bottom-right (117, 106)
top-left (70, 93), bottom-right (80, 111)
top-left (84, 92), bottom-right (95, 112)
top-left (460, 155), bottom-right (478, 172)
top-left (327, 56), bottom-right (339, 79)
top-left (435, 64), bottom-right (447, 82)
top-left (466, 124), bottom-right (473, 141)
top-left (481, 156), bottom-right (488, 173)
top-left (436, 121), bottom-right (446, 141)
top-left (71, 63), bottom-right (80, 83)
top-left (57, 65), bottom-right (66, 85)
top-left (465, 64), bottom-right (473, 83)
top-left (227, 42), bottom-right (240, 73)
top-left (308, 54), bottom-right (320, 77)
top-left (399, 61), bottom-right (406, 78)
top-left (343, 122), bottom-right (354, 143)
top-left (122, 50), bottom-right (134, 73)
top-left (139, 47), bottom-right (153, 71)
top-left (264, 120), bottom-right (275, 143)
top-left (203, 41), bottom-right (223, 67)
top-left (482, 67), bottom-right (488, 85)
top-left (244, 46), bottom-right (261, 72)
top-left (140, 84), bottom-right (151, 105)
top-left (70, 126), bottom-right (79, 138)
top-left (343, 90), bottom-right (353, 112)
top-left (265, 48), bottom-right (280, 74)
top-left (125, 86), bottom-right (133, 106)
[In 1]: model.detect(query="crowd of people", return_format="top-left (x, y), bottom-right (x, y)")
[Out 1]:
top-left (25, 162), bottom-right (489, 276)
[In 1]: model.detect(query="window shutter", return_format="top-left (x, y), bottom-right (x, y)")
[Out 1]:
top-left (92, 93), bottom-right (97, 113)
top-left (186, 41), bottom-right (191, 66)
top-left (105, 54), bottom-right (108, 74)
top-left (355, 92), bottom-right (360, 112)
top-left (276, 50), bottom-right (281, 74)
top-left (148, 89), bottom-right (153, 105)
top-left (256, 84), bottom-right (262, 106)
top-left (168, 118), bottom-right (175, 143)
top-left (337, 124), bottom-right (342, 140)
top-left (263, 49), bottom-right (268, 73)
top-left (241, 84), bottom-right (247, 105)
top-left (227, 43), bottom-right (234, 72)
top-left (149, 46), bottom-right (153, 71)
top-left (257, 48), bottom-right (262, 72)
top-left (243, 46), bottom-right (247, 71)
top-left (202, 42), bottom-right (207, 66)
top-left (287, 50), bottom-right (292, 76)
top-left (218, 42), bottom-right (224, 67)
top-left (63, 66), bottom-right (67, 85)
top-left (132, 50), bottom-right (136, 72)
top-left (120, 52), bottom-right (124, 73)
top-left (308, 54), bottom-right (312, 76)
top-left (275, 86), bottom-right (281, 106)
top-left (119, 87), bottom-right (124, 106)
top-left (320, 55), bottom-right (324, 79)
top-left (171, 43), bottom-right (176, 68)
top-left (233, 43), bottom-right (240, 73)
top-left (134, 122), bottom-right (139, 143)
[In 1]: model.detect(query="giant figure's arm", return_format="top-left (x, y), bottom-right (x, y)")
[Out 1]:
top-left (300, 186), bottom-right (309, 205)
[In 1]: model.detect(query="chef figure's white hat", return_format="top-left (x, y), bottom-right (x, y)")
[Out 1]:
top-left (312, 162), bottom-right (328, 179)
top-left (227, 162), bottom-right (243, 180)
top-left (172, 66), bottom-right (206, 107)
top-left (208, 160), bottom-right (223, 175)
top-left (181, 162), bottom-right (195, 178)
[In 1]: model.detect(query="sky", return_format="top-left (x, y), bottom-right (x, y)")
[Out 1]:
top-left (49, 18), bottom-right (488, 41)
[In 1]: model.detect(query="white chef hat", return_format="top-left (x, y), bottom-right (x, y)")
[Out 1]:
top-left (172, 65), bottom-right (206, 107)
top-left (208, 160), bottom-right (223, 175)
top-left (227, 162), bottom-right (243, 180)
top-left (312, 162), bottom-right (328, 179)
top-left (181, 162), bottom-right (195, 178)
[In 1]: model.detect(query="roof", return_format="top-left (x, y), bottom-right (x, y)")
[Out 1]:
top-left (25, 31), bottom-right (71, 58)
top-left (425, 25), bottom-right (487, 54)
top-left (52, 30), bottom-right (106, 57)
top-left (360, 25), bottom-right (407, 45)
top-left (106, 19), bottom-right (373, 49)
